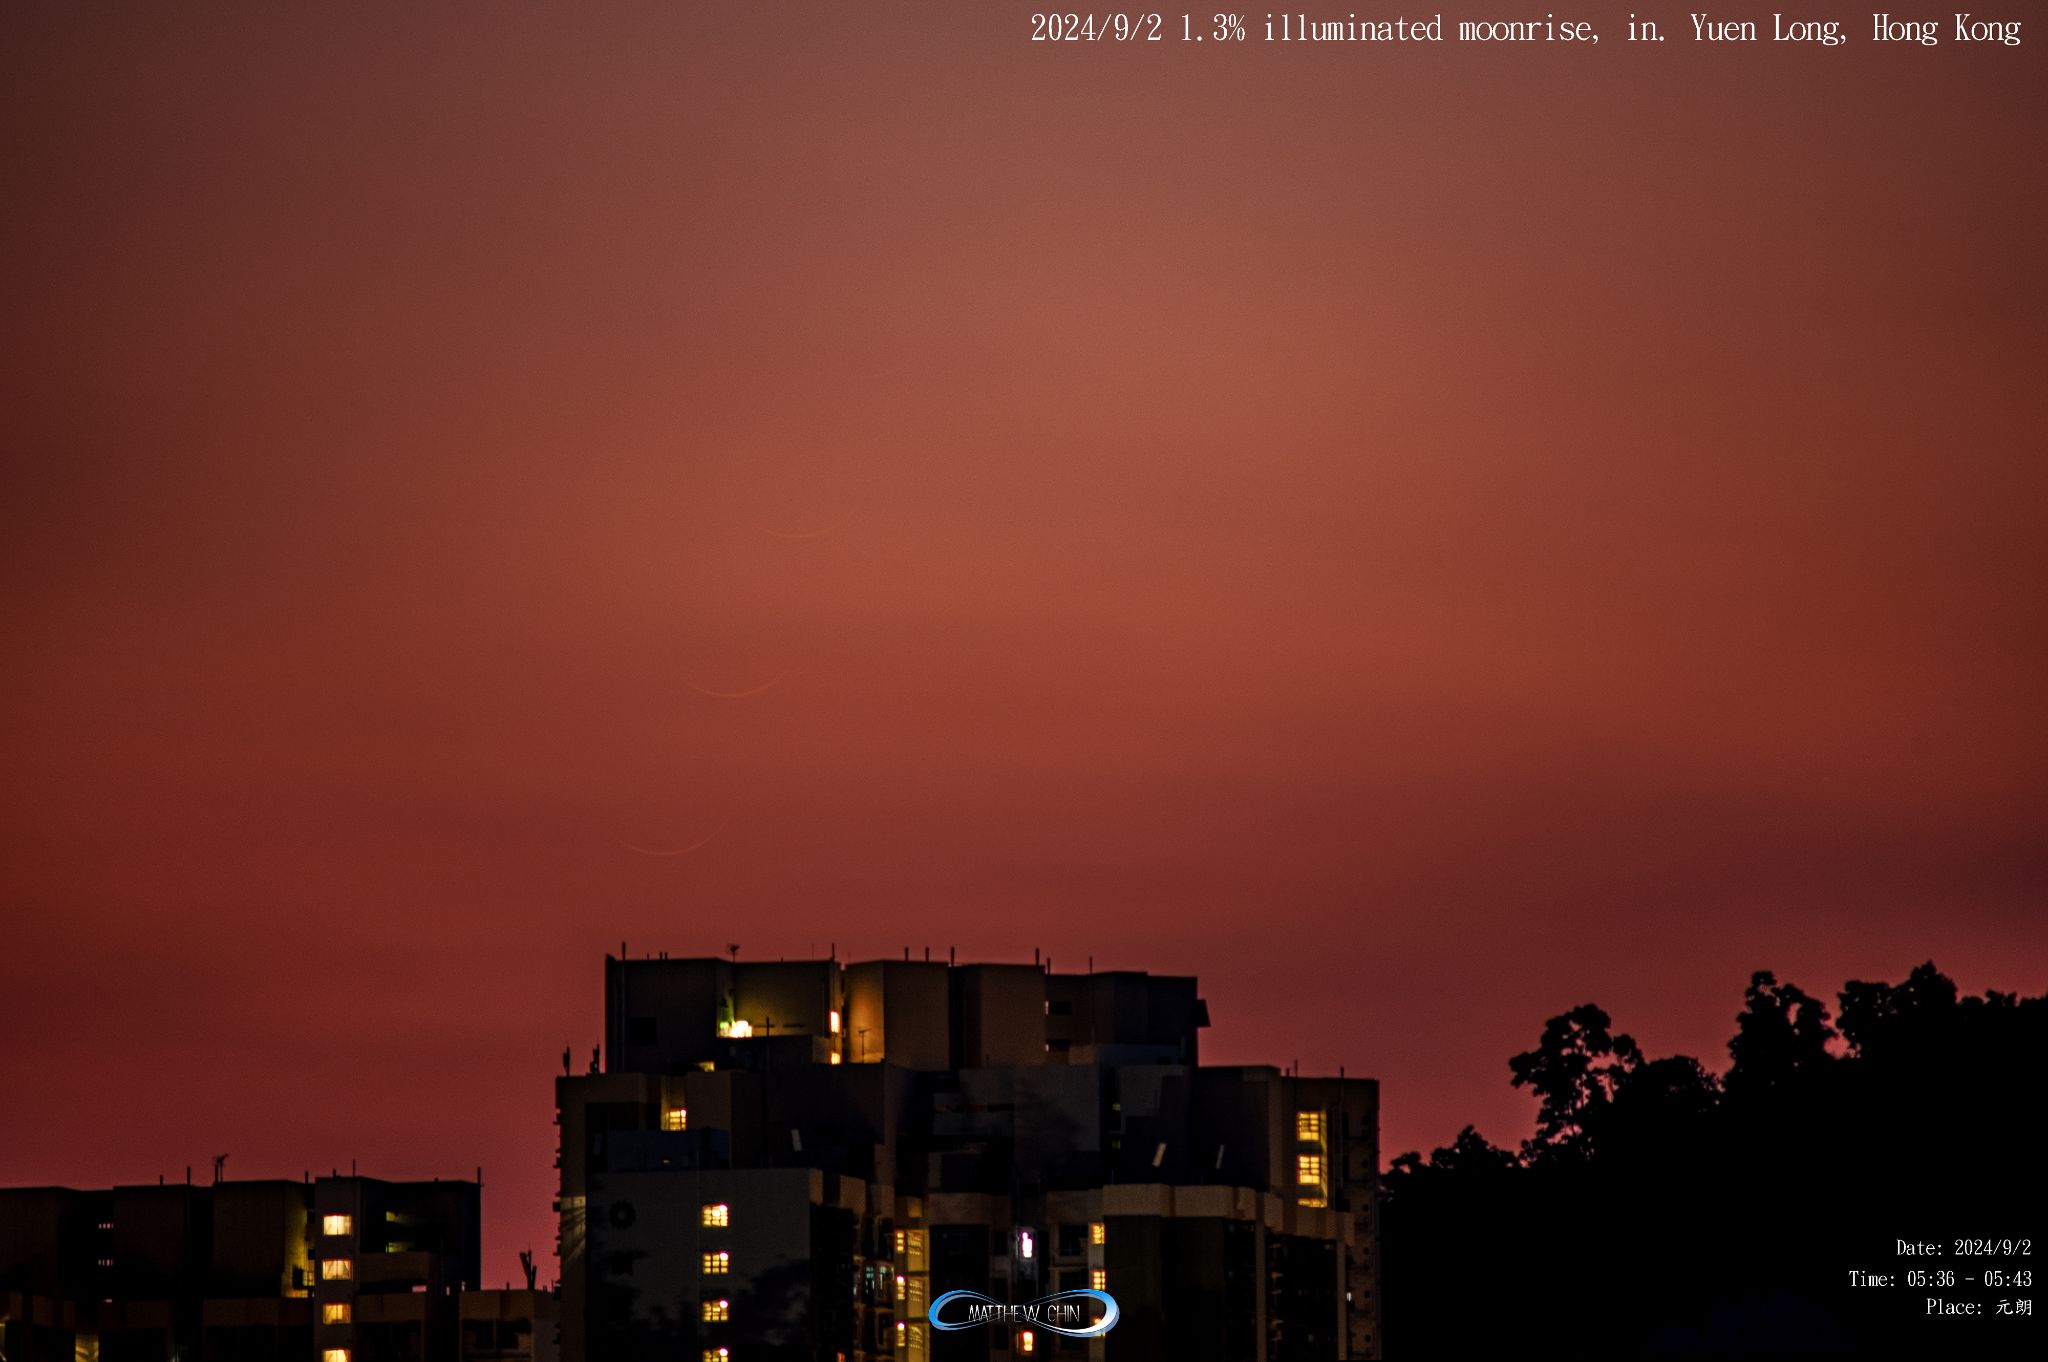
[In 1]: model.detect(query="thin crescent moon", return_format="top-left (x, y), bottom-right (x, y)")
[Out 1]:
top-left (617, 821), bottom-right (728, 858)
top-left (685, 670), bottom-right (788, 699)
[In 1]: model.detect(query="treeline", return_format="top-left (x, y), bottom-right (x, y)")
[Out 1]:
top-left (1381, 963), bottom-right (2046, 1358)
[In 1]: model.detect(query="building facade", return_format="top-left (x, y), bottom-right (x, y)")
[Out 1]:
top-left (558, 954), bottom-right (1380, 1362)
top-left (0, 1174), bottom-right (512, 1362)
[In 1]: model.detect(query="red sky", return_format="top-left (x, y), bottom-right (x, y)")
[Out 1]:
top-left (3, 3), bottom-right (2043, 1284)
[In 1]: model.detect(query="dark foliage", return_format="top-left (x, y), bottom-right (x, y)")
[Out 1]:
top-left (1381, 963), bottom-right (2046, 1359)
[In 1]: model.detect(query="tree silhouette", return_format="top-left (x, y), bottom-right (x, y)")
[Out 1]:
top-left (1383, 963), bottom-right (2045, 1359)
top-left (1726, 970), bottom-right (1835, 1096)
top-left (1507, 1003), bottom-right (1642, 1160)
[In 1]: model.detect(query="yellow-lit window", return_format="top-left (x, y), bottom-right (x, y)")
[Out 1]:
top-left (1296, 1110), bottom-right (1325, 1144)
top-left (322, 1351), bottom-right (350, 1362)
top-left (898, 1228), bottom-right (926, 1272)
top-left (907, 1323), bottom-right (927, 1361)
top-left (702, 1350), bottom-right (729, 1362)
top-left (701, 1299), bottom-right (729, 1323)
top-left (321, 1303), bottom-right (352, 1324)
top-left (663, 1107), bottom-right (688, 1132)
top-left (321, 1214), bottom-right (353, 1237)
top-left (895, 1321), bottom-right (906, 1347)
top-left (1019, 1328), bottom-right (1035, 1353)
top-left (1297, 1153), bottom-right (1324, 1187)
top-left (701, 1202), bottom-right (729, 1228)
top-left (894, 1274), bottom-right (906, 1303)
top-left (701, 1250), bottom-right (730, 1275)
top-left (1090, 1268), bottom-right (1107, 1291)
top-left (319, 1258), bottom-right (353, 1281)
top-left (829, 1050), bottom-right (843, 1065)
top-left (905, 1275), bottom-right (927, 1318)
top-left (830, 1009), bottom-right (842, 1033)
top-left (1299, 1193), bottom-right (1329, 1209)
top-left (1088, 1221), bottom-right (1106, 1246)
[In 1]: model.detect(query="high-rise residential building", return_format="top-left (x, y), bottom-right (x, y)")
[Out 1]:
top-left (558, 952), bottom-right (1379, 1361)
top-left (0, 1173), bottom-right (488, 1362)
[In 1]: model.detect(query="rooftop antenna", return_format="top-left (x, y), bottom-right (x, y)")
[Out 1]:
top-left (561, 1046), bottom-right (571, 1076)
top-left (949, 946), bottom-right (955, 965)
top-left (519, 1249), bottom-right (537, 1291)
top-left (1088, 956), bottom-right (1093, 974)
top-left (727, 943), bottom-right (740, 962)
top-left (212, 1154), bottom-right (228, 1184)
top-left (1034, 947), bottom-right (1041, 966)
top-left (903, 946), bottom-right (910, 961)
top-left (588, 1045), bottom-right (600, 1074)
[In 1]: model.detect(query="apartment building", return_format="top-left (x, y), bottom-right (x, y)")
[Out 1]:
top-left (558, 952), bottom-right (1379, 1362)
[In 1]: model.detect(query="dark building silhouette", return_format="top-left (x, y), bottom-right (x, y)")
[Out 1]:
top-left (558, 953), bottom-right (1380, 1362)
top-left (0, 1174), bottom-right (547, 1362)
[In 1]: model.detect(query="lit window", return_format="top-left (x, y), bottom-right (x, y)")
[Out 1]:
top-left (1299, 1193), bottom-right (1329, 1209)
top-left (701, 1250), bottom-right (730, 1275)
top-left (829, 1051), bottom-right (842, 1065)
top-left (701, 1299), bottom-right (729, 1323)
top-left (1018, 1230), bottom-right (1035, 1260)
top-left (1019, 1329), bottom-right (1035, 1353)
top-left (1297, 1153), bottom-right (1324, 1187)
top-left (1088, 1221), bottom-right (1105, 1246)
top-left (701, 1202), bottom-right (729, 1228)
top-left (830, 1009), bottom-right (841, 1033)
top-left (894, 1274), bottom-right (906, 1303)
top-left (321, 1303), bottom-right (352, 1325)
top-left (663, 1108), bottom-right (688, 1132)
top-left (321, 1214), bottom-right (353, 1237)
top-left (897, 1228), bottom-right (926, 1271)
top-left (1296, 1110), bottom-right (1325, 1144)
top-left (322, 1351), bottom-right (350, 1362)
top-left (702, 1350), bottom-right (729, 1362)
top-left (319, 1259), bottom-right (353, 1281)
top-left (719, 1019), bottom-right (753, 1039)
top-left (1090, 1268), bottom-right (1107, 1291)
